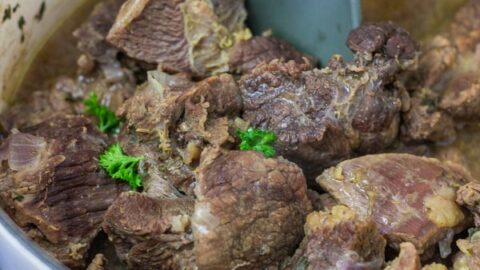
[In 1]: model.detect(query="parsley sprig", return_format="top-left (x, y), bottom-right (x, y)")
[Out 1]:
top-left (238, 127), bottom-right (277, 158)
top-left (84, 92), bottom-right (120, 133)
top-left (99, 144), bottom-right (144, 190)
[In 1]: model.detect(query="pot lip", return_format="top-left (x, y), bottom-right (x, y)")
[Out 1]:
top-left (0, 208), bottom-right (67, 270)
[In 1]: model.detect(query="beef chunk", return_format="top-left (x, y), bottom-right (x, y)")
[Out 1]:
top-left (86, 254), bottom-right (108, 270)
top-left (107, 0), bottom-right (250, 76)
top-left (103, 192), bottom-right (195, 269)
top-left (317, 154), bottom-right (471, 254)
top-left (228, 36), bottom-right (312, 74)
top-left (0, 115), bottom-right (127, 268)
top-left (401, 88), bottom-right (456, 143)
top-left (457, 182), bottom-right (480, 227)
top-left (347, 21), bottom-right (417, 59)
top-left (192, 148), bottom-right (312, 269)
top-left (107, 0), bottom-right (191, 72)
top-left (117, 70), bottom-right (242, 195)
top-left (106, 0), bottom-right (306, 76)
top-left (285, 205), bottom-right (386, 270)
top-left (240, 33), bottom-right (415, 178)
top-left (73, 0), bottom-right (124, 64)
top-left (439, 72), bottom-right (480, 120)
top-left (0, 63), bottom-right (135, 134)
top-left (405, 1), bottom-right (480, 122)
top-left (384, 242), bottom-right (421, 270)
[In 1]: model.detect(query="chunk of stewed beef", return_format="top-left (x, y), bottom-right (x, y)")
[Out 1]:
top-left (457, 182), bottom-right (480, 227)
top-left (103, 192), bottom-right (195, 269)
top-left (117, 70), bottom-right (242, 196)
top-left (285, 205), bottom-right (386, 270)
top-left (0, 115), bottom-right (127, 268)
top-left (317, 154), bottom-right (472, 254)
top-left (192, 148), bottom-right (312, 269)
top-left (73, 0), bottom-right (125, 64)
top-left (240, 49), bottom-right (414, 179)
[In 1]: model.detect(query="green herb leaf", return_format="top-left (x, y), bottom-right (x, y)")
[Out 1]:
top-left (99, 144), bottom-right (143, 190)
top-left (468, 227), bottom-right (479, 239)
top-left (84, 92), bottom-right (120, 133)
top-left (238, 127), bottom-right (277, 157)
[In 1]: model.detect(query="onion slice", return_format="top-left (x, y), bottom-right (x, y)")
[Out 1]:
top-left (6, 133), bottom-right (47, 171)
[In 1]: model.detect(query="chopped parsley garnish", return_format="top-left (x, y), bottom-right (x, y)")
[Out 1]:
top-left (99, 144), bottom-right (143, 190)
top-left (238, 127), bottom-right (277, 158)
top-left (84, 92), bottom-right (120, 133)
top-left (468, 227), bottom-right (479, 239)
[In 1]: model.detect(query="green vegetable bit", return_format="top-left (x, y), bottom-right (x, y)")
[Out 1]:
top-left (99, 143), bottom-right (144, 190)
top-left (84, 92), bottom-right (120, 133)
top-left (468, 227), bottom-right (479, 239)
top-left (238, 127), bottom-right (277, 157)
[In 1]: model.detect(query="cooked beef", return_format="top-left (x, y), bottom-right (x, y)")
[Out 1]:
top-left (228, 36), bottom-right (312, 74)
top-left (0, 63), bottom-right (136, 134)
top-left (404, 0), bottom-right (480, 122)
top-left (384, 242), bottom-right (421, 270)
top-left (106, 0), bottom-right (308, 76)
top-left (192, 148), bottom-right (312, 269)
top-left (439, 72), bottom-right (480, 120)
top-left (107, 0), bottom-right (191, 72)
top-left (0, 115), bottom-right (127, 268)
top-left (103, 192), bottom-right (195, 269)
top-left (347, 21), bottom-right (417, 60)
top-left (317, 154), bottom-right (471, 254)
top-left (107, 0), bottom-right (250, 76)
top-left (86, 254), bottom-right (108, 270)
top-left (453, 229), bottom-right (480, 269)
top-left (73, 0), bottom-right (124, 64)
top-left (285, 205), bottom-right (386, 270)
top-left (240, 23), bottom-right (417, 178)
top-left (0, 87), bottom-right (76, 132)
top-left (117, 70), bottom-right (242, 195)
top-left (457, 182), bottom-right (480, 227)
top-left (401, 88), bottom-right (456, 143)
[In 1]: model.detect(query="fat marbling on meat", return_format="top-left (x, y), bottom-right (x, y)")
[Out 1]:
top-left (317, 153), bottom-right (472, 254)
top-left (285, 205), bottom-right (386, 270)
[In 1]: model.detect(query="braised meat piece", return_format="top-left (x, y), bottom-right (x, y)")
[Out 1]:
top-left (192, 148), bottom-right (312, 269)
top-left (317, 154), bottom-right (471, 254)
top-left (0, 115), bottom-right (127, 268)
top-left (285, 205), bottom-right (386, 270)
top-left (457, 182), bottom-right (480, 227)
top-left (400, 87), bottom-right (456, 143)
top-left (73, 0), bottom-right (124, 64)
top-left (240, 22), bottom-right (416, 178)
top-left (106, 0), bottom-right (308, 76)
top-left (228, 36), bottom-right (312, 74)
top-left (107, 0), bottom-right (191, 72)
top-left (384, 242), bottom-right (421, 270)
top-left (103, 192), bottom-right (195, 269)
top-left (117, 70), bottom-right (242, 195)
top-left (403, 0), bottom-right (480, 122)
top-left (107, 0), bottom-right (249, 75)
top-left (347, 21), bottom-right (417, 60)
